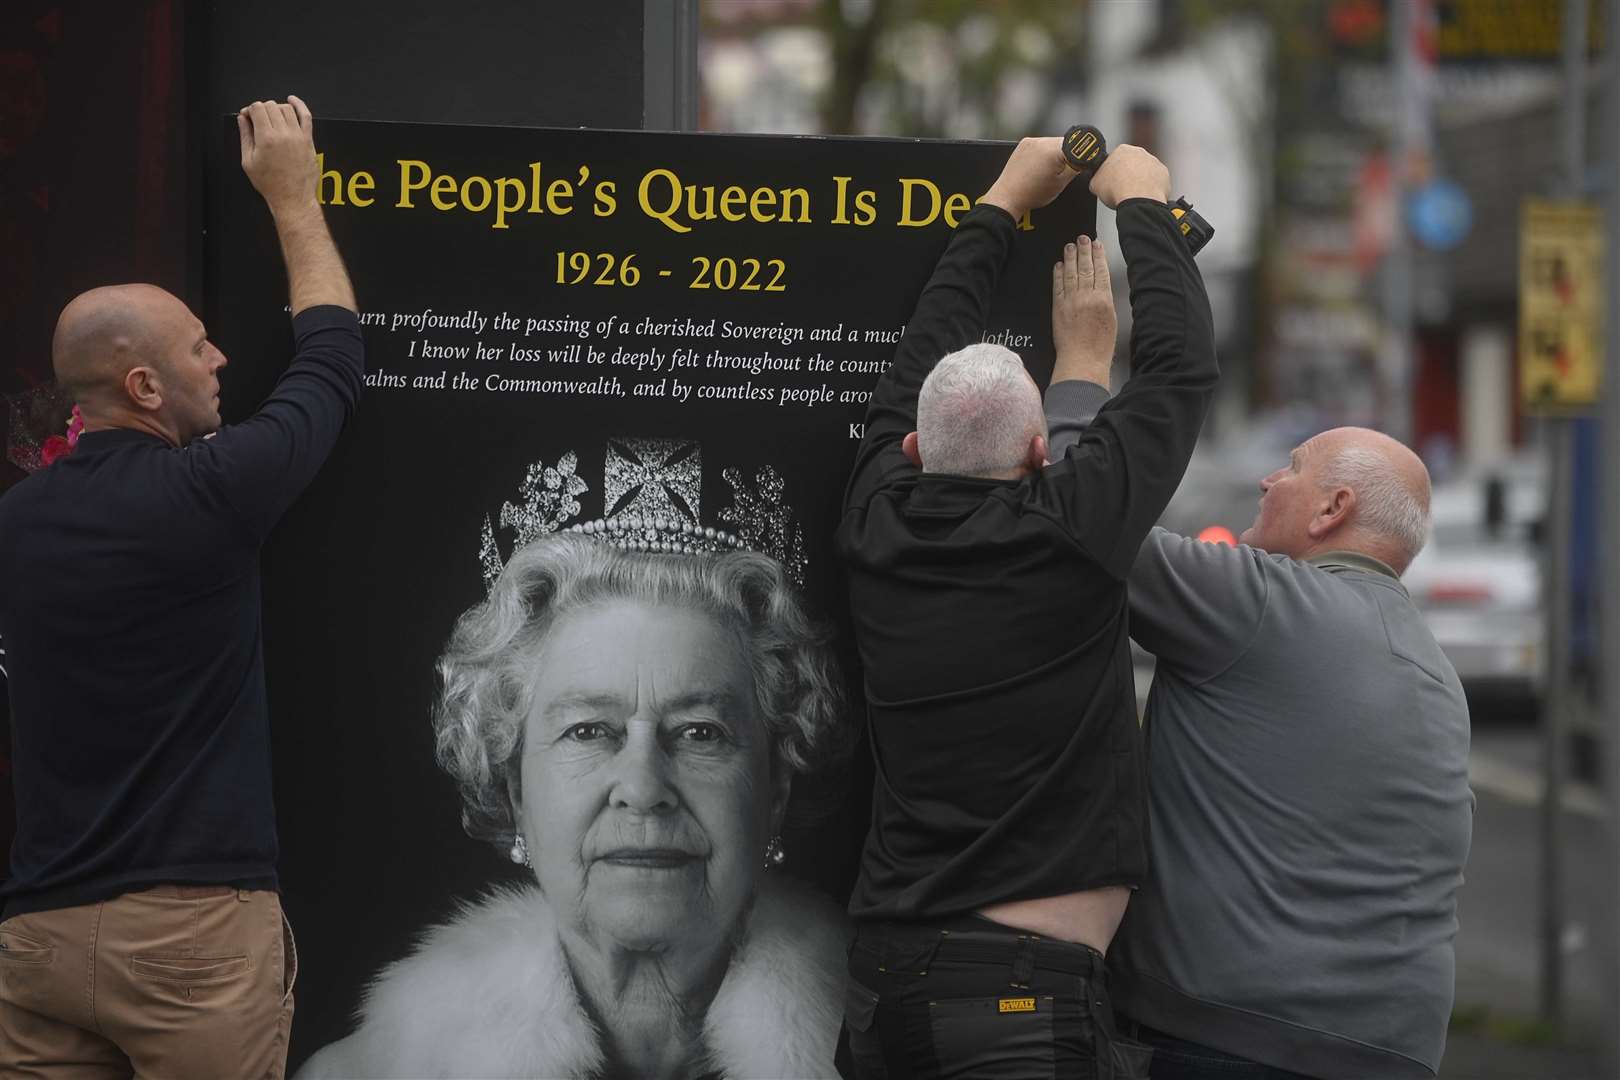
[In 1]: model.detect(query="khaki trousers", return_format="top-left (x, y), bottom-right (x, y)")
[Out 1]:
top-left (0, 885), bottom-right (296, 1080)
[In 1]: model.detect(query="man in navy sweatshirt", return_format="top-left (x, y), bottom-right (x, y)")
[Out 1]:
top-left (0, 96), bottom-right (362, 1079)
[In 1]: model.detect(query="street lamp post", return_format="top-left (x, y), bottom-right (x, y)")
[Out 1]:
top-left (1539, 0), bottom-right (1590, 1030)
top-left (1603, 0), bottom-right (1620, 1065)
top-left (1382, 0), bottom-right (1428, 446)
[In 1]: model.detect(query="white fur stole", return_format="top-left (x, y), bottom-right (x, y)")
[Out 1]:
top-left (295, 876), bottom-right (849, 1079)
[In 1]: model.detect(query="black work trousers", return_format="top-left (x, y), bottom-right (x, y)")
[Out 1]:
top-left (835, 915), bottom-right (1152, 1080)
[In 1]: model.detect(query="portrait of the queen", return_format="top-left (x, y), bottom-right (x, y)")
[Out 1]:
top-left (299, 439), bottom-right (851, 1080)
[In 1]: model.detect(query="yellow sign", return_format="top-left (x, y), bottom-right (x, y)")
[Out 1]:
top-left (1437, 1), bottom-right (1604, 60)
top-left (1519, 199), bottom-right (1603, 411)
top-left (998, 997), bottom-right (1036, 1013)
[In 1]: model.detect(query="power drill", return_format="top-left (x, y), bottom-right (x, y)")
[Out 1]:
top-left (1062, 125), bottom-right (1214, 256)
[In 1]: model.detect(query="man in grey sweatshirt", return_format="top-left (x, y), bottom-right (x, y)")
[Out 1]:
top-left (1044, 378), bottom-right (1474, 1080)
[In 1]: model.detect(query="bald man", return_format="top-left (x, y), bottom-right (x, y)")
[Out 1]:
top-left (1044, 378), bottom-right (1474, 1078)
top-left (0, 97), bottom-right (360, 1078)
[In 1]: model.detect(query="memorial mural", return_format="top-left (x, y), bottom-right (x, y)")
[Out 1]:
top-left (206, 119), bottom-right (1094, 1074)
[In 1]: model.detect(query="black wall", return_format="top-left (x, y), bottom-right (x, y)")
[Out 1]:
top-left (195, 1), bottom-right (646, 129)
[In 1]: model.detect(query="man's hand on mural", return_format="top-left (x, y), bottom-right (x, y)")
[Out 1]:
top-left (238, 96), bottom-right (319, 216)
top-left (1051, 235), bottom-right (1117, 388)
top-left (237, 94), bottom-right (357, 315)
top-left (980, 136), bottom-right (1076, 221)
top-left (1087, 144), bottom-right (1170, 209)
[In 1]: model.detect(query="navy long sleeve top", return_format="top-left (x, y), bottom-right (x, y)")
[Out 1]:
top-left (0, 305), bottom-right (364, 918)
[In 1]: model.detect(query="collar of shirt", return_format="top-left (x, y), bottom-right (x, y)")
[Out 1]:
top-left (905, 471), bottom-right (1020, 515)
top-left (1307, 549), bottom-right (1405, 590)
top-left (72, 429), bottom-right (173, 455)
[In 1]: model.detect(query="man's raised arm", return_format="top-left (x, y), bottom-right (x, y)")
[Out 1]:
top-left (192, 97), bottom-right (364, 541)
top-left (843, 137), bottom-right (1075, 508)
top-left (238, 96), bottom-right (356, 315)
top-left (1042, 264), bottom-right (1264, 682)
top-left (1032, 146), bottom-right (1219, 578)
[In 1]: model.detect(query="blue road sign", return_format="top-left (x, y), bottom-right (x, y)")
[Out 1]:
top-left (1408, 179), bottom-right (1474, 251)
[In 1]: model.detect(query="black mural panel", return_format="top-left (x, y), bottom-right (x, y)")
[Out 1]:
top-left (207, 119), bottom-right (1095, 1074)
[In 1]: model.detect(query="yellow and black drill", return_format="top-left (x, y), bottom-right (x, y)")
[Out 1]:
top-left (1062, 125), bottom-right (1214, 256)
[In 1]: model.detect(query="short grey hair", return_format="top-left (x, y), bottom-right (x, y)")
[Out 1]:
top-left (1318, 446), bottom-right (1430, 565)
top-left (917, 343), bottom-right (1045, 476)
top-left (434, 533), bottom-right (846, 848)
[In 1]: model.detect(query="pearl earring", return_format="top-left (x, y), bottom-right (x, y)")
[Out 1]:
top-left (510, 833), bottom-right (531, 867)
top-left (764, 835), bottom-right (786, 869)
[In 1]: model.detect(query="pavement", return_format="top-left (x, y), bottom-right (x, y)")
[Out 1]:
top-left (1440, 1029), bottom-right (1606, 1080)
top-left (1438, 721), bottom-right (1614, 1079)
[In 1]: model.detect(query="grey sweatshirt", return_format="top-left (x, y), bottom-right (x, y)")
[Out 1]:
top-left (1047, 380), bottom-right (1475, 1080)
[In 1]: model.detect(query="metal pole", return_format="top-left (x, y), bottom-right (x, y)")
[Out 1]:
top-left (1605, 0), bottom-right (1620, 1068)
top-left (671, 0), bottom-right (700, 131)
top-left (1382, 1), bottom-right (1414, 444)
top-left (643, 0), bottom-right (700, 132)
top-left (1541, 424), bottom-right (1574, 1024)
top-left (1540, 0), bottom-right (1588, 1028)
top-left (1383, 0), bottom-right (1430, 444)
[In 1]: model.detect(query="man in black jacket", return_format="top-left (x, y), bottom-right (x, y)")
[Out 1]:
top-left (0, 97), bottom-right (361, 1079)
top-left (835, 137), bottom-right (1218, 1078)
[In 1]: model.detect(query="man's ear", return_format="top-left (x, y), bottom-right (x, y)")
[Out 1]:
top-left (124, 365), bottom-right (164, 413)
top-left (1307, 486), bottom-right (1355, 539)
top-left (1027, 433), bottom-right (1049, 472)
top-left (901, 430), bottom-right (923, 469)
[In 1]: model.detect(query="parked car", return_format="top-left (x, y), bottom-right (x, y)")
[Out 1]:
top-left (1402, 460), bottom-right (1545, 706)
